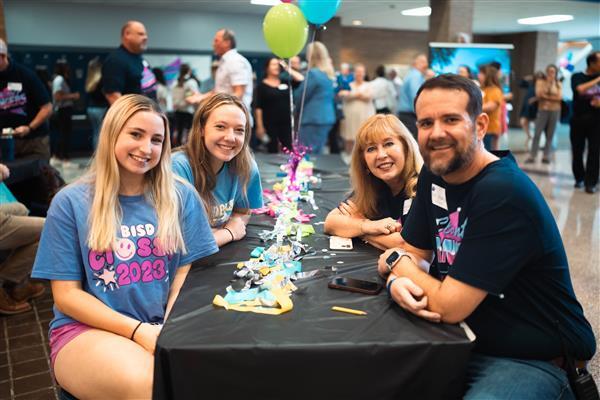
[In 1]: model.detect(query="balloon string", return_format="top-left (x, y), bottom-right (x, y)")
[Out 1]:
top-left (295, 24), bottom-right (318, 148)
top-left (287, 59), bottom-right (295, 147)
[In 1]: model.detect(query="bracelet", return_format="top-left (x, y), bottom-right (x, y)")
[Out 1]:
top-left (387, 276), bottom-right (398, 298)
top-left (224, 227), bottom-right (235, 241)
top-left (130, 321), bottom-right (143, 341)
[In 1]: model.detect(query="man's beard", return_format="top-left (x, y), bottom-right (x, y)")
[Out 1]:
top-left (423, 133), bottom-right (478, 177)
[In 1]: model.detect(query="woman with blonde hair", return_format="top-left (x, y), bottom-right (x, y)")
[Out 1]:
top-left (339, 63), bottom-right (375, 155)
top-left (294, 41), bottom-right (336, 154)
top-left (325, 114), bottom-right (423, 251)
top-left (31, 94), bottom-right (217, 399)
top-left (173, 92), bottom-right (263, 247)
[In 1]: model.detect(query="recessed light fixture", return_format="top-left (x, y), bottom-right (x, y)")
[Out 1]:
top-left (401, 6), bottom-right (431, 16)
top-left (517, 14), bottom-right (574, 25)
top-left (352, 20), bottom-right (363, 26)
top-left (250, 0), bottom-right (279, 5)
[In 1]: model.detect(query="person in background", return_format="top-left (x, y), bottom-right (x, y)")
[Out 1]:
top-left (255, 57), bottom-right (292, 153)
top-left (52, 60), bottom-right (80, 165)
top-left (85, 57), bottom-right (108, 150)
top-left (336, 63), bottom-right (354, 92)
top-left (570, 51), bottom-right (600, 194)
top-left (325, 114), bottom-right (422, 251)
top-left (31, 94), bottom-right (217, 399)
top-left (398, 54), bottom-right (428, 138)
top-left (339, 63), bottom-right (375, 157)
top-left (172, 93), bottom-right (263, 247)
top-left (152, 67), bottom-right (170, 114)
top-left (518, 71), bottom-right (543, 148)
top-left (525, 65), bottom-right (562, 164)
top-left (171, 64), bottom-right (199, 146)
top-left (200, 61), bottom-right (219, 94)
top-left (0, 38), bottom-right (53, 160)
top-left (478, 65), bottom-right (503, 151)
top-left (293, 41), bottom-right (336, 154)
top-left (102, 20), bottom-right (157, 104)
top-left (370, 65), bottom-right (397, 114)
top-left (0, 163), bottom-right (46, 315)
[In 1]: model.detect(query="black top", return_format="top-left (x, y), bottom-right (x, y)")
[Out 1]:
top-left (371, 185), bottom-right (412, 226)
top-left (571, 72), bottom-right (600, 119)
top-left (255, 81), bottom-right (292, 128)
top-left (402, 151), bottom-right (596, 361)
top-left (102, 46), bottom-right (156, 100)
top-left (0, 59), bottom-right (51, 139)
top-left (88, 80), bottom-right (108, 108)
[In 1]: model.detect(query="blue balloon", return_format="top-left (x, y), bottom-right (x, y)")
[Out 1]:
top-left (299, 0), bottom-right (341, 25)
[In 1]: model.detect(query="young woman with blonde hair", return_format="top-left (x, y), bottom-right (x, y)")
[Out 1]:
top-left (325, 114), bottom-right (423, 251)
top-left (173, 92), bottom-right (263, 247)
top-left (31, 94), bottom-right (217, 399)
top-left (294, 41), bottom-right (336, 154)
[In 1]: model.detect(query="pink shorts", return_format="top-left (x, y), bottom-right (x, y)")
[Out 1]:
top-left (49, 322), bottom-right (92, 370)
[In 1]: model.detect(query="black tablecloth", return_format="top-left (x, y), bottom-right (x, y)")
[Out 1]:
top-left (153, 154), bottom-right (473, 400)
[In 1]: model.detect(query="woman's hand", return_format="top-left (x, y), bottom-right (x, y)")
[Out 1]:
top-left (388, 277), bottom-right (441, 323)
top-left (337, 199), bottom-right (360, 217)
top-left (133, 323), bottom-right (163, 354)
top-left (224, 217), bottom-right (247, 241)
top-left (361, 217), bottom-right (401, 236)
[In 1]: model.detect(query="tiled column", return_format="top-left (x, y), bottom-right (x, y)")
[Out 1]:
top-left (428, 0), bottom-right (474, 43)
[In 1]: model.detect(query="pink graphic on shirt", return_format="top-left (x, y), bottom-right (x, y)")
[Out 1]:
top-left (141, 64), bottom-right (157, 96)
top-left (88, 223), bottom-right (170, 291)
top-left (435, 208), bottom-right (467, 266)
top-left (0, 88), bottom-right (27, 116)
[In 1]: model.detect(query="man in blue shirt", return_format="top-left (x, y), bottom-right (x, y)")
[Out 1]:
top-left (379, 74), bottom-right (595, 399)
top-left (398, 54), bottom-right (428, 138)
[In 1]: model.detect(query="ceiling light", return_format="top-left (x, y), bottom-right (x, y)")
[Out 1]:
top-left (401, 6), bottom-right (431, 16)
top-left (352, 20), bottom-right (363, 26)
top-left (517, 15), bottom-right (574, 25)
top-left (250, 0), bottom-right (279, 5)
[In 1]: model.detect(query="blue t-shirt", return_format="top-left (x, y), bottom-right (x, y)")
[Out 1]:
top-left (402, 151), bottom-right (596, 361)
top-left (398, 67), bottom-right (424, 113)
top-left (171, 151), bottom-right (264, 227)
top-left (31, 181), bottom-right (218, 331)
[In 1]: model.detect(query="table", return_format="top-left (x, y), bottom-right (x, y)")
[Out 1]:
top-left (153, 154), bottom-right (473, 400)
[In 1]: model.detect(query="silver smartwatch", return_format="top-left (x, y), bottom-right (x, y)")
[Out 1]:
top-left (385, 250), bottom-right (409, 272)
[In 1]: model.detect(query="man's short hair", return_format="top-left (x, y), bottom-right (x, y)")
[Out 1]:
top-left (414, 74), bottom-right (482, 121)
top-left (221, 29), bottom-right (237, 49)
top-left (586, 51), bottom-right (600, 67)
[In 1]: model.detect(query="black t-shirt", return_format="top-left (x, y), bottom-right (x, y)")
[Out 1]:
top-left (402, 151), bottom-right (596, 361)
top-left (102, 46), bottom-right (156, 100)
top-left (0, 59), bottom-right (51, 139)
top-left (571, 72), bottom-right (600, 119)
top-left (371, 186), bottom-right (412, 226)
top-left (255, 81), bottom-right (291, 129)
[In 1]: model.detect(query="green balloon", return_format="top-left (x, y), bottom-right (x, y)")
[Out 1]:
top-left (263, 3), bottom-right (308, 59)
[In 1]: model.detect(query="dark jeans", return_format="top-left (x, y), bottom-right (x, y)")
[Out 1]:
top-left (174, 111), bottom-right (193, 145)
top-left (265, 123), bottom-right (293, 153)
top-left (398, 111), bottom-right (418, 139)
top-left (570, 115), bottom-right (600, 187)
top-left (57, 106), bottom-right (73, 159)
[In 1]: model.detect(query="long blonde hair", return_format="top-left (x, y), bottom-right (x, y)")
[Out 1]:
top-left (83, 94), bottom-right (185, 255)
top-left (307, 41), bottom-right (335, 79)
top-left (178, 93), bottom-right (252, 222)
top-left (350, 114), bottom-right (423, 219)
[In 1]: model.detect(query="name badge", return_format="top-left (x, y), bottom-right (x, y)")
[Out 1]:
top-left (142, 60), bottom-right (150, 68)
top-left (7, 82), bottom-right (22, 91)
top-left (403, 198), bottom-right (412, 215)
top-left (431, 183), bottom-right (448, 210)
top-left (278, 83), bottom-right (289, 91)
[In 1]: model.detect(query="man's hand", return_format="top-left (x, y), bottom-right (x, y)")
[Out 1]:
top-left (0, 163), bottom-right (9, 182)
top-left (388, 276), bottom-right (441, 323)
top-left (13, 125), bottom-right (32, 138)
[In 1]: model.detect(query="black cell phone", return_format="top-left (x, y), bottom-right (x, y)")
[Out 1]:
top-left (328, 277), bottom-right (383, 295)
